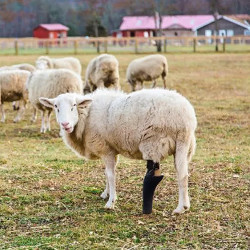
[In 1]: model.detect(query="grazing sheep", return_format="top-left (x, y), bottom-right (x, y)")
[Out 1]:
top-left (27, 69), bottom-right (83, 133)
top-left (84, 54), bottom-right (120, 94)
top-left (126, 54), bottom-right (168, 91)
top-left (0, 63), bottom-right (36, 110)
top-left (36, 56), bottom-right (82, 75)
top-left (0, 63), bottom-right (36, 73)
top-left (40, 88), bottom-right (197, 214)
top-left (0, 70), bottom-right (31, 122)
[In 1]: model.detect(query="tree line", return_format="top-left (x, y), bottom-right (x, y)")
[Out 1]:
top-left (0, 0), bottom-right (249, 38)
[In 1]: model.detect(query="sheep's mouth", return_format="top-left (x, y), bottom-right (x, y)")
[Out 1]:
top-left (64, 126), bottom-right (73, 133)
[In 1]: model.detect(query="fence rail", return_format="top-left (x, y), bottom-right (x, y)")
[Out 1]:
top-left (0, 35), bottom-right (249, 55)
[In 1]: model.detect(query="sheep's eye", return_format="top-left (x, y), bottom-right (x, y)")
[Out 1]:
top-left (73, 104), bottom-right (76, 106)
top-left (55, 105), bottom-right (57, 108)
top-left (57, 109), bottom-right (59, 112)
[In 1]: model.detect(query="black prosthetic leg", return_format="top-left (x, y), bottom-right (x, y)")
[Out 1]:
top-left (143, 160), bottom-right (164, 214)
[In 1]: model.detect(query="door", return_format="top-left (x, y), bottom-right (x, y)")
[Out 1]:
top-left (205, 30), bottom-right (212, 44)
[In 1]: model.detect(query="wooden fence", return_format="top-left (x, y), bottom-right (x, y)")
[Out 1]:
top-left (0, 35), bottom-right (249, 55)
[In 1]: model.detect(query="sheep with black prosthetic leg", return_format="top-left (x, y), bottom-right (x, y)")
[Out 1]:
top-left (39, 88), bottom-right (196, 214)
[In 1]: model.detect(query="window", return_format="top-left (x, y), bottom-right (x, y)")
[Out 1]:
top-left (205, 30), bottom-right (212, 44)
top-left (227, 30), bottom-right (234, 36)
top-left (144, 31), bottom-right (149, 38)
top-left (205, 30), bottom-right (212, 36)
top-left (244, 30), bottom-right (250, 36)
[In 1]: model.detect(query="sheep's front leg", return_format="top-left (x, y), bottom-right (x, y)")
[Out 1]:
top-left (12, 101), bottom-right (20, 110)
top-left (102, 155), bottom-right (118, 209)
top-left (31, 107), bottom-right (37, 123)
top-left (0, 103), bottom-right (5, 123)
top-left (46, 109), bottom-right (52, 131)
top-left (151, 79), bottom-right (157, 88)
top-left (40, 111), bottom-right (46, 133)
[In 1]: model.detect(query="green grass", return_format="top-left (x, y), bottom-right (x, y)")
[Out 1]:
top-left (0, 53), bottom-right (249, 249)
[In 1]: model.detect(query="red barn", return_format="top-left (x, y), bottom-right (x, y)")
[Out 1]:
top-left (33, 23), bottom-right (69, 39)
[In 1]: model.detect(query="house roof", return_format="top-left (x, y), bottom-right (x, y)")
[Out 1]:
top-left (120, 15), bottom-right (250, 31)
top-left (120, 15), bottom-right (214, 31)
top-left (34, 24), bottom-right (69, 31)
top-left (195, 15), bottom-right (250, 30)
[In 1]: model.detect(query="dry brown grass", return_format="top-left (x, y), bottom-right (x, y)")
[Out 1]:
top-left (0, 53), bottom-right (249, 249)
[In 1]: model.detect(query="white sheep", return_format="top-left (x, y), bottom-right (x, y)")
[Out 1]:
top-left (84, 54), bottom-right (120, 94)
top-left (126, 54), bottom-right (168, 91)
top-left (0, 63), bottom-right (36, 110)
top-left (36, 56), bottom-right (82, 75)
top-left (0, 70), bottom-right (31, 122)
top-left (0, 63), bottom-right (36, 73)
top-left (27, 69), bottom-right (83, 133)
top-left (40, 88), bottom-right (197, 214)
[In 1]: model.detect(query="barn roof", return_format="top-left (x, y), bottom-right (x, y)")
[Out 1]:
top-left (120, 15), bottom-right (250, 31)
top-left (34, 24), bottom-right (69, 31)
top-left (120, 15), bottom-right (214, 31)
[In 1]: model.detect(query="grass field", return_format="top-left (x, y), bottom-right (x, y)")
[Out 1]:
top-left (0, 53), bottom-right (249, 249)
top-left (0, 44), bottom-right (249, 55)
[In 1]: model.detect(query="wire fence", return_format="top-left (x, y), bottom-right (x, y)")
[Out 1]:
top-left (0, 36), bottom-right (249, 55)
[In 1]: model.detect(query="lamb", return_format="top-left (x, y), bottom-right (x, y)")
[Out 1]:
top-left (27, 69), bottom-right (83, 133)
top-left (39, 88), bottom-right (197, 214)
top-left (36, 56), bottom-right (82, 75)
top-left (0, 70), bottom-right (31, 122)
top-left (126, 54), bottom-right (168, 91)
top-left (83, 54), bottom-right (120, 94)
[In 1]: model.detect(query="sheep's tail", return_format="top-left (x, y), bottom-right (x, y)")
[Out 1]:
top-left (187, 133), bottom-right (196, 163)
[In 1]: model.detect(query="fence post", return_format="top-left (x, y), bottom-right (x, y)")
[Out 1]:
top-left (223, 38), bottom-right (226, 52)
top-left (14, 40), bottom-right (19, 55)
top-left (104, 40), bottom-right (108, 53)
top-left (74, 40), bottom-right (78, 55)
top-left (96, 41), bottom-right (100, 53)
top-left (135, 39), bottom-right (138, 54)
top-left (193, 38), bottom-right (197, 52)
top-left (45, 41), bottom-right (49, 54)
top-left (164, 39), bottom-right (167, 53)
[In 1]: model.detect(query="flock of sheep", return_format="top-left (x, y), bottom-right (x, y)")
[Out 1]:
top-left (0, 54), bottom-right (197, 214)
top-left (0, 54), bottom-right (168, 132)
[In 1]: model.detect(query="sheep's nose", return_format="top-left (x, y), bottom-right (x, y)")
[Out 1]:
top-left (61, 122), bottom-right (69, 128)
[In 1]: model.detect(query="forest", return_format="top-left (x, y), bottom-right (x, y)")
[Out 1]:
top-left (0, 0), bottom-right (249, 37)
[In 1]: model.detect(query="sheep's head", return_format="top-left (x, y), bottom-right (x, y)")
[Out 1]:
top-left (36, 57), bottom-right (50, 70)
top-left (39, 93), bottom-right (92, 134)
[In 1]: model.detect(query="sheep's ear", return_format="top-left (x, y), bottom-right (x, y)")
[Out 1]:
top-left (39, 97), bottom-right (55, 108)
top-left (76, 96), bottom-right (92, 109)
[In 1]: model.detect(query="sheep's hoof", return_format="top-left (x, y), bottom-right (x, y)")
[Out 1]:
top-left (172, 206), bottom-right (190, 215)
top-left (101, 192), bottom-right (108, 199)
top-left (104, 201), bottom-right (115, 209)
